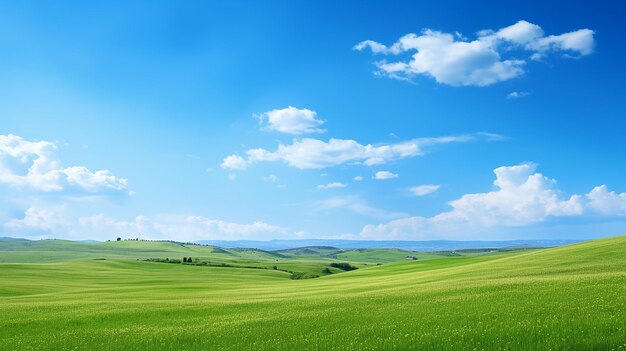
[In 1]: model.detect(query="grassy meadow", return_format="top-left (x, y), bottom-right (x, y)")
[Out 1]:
top-left (0, 236), bottom-right (625, 350)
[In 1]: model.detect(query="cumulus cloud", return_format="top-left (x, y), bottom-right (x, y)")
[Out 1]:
top-left (354, 176), bottom-right (364, 181)
top-left (586, 185), bottom-right (626, 216)
top-left (493, 20), bottom-right (544, 44)
top-left (221, 155), bottom-right (248, 170)
top-left (5, 208), bottom-right (289, 241)
top-left (6, 205), bottom-right (70, 233)
top-left (527, 29), bottom-right (595, 57)
top-left (222, 133), bottom-right (499, 170)
top-left (360, 163), bottom-right (625, 240)
top-left (375, 171), bottom-right (398, 180)
top-left (257, 106), bottom-right (325, 135)
top-left (409, 184), bottom-right (440, 196)
top-left (441, 163), bottom-right (583, 226)
top-left (317, 182), bottom-right (348, 190)
top-left (0, 134), bottom-right (129, 195)
top-left (355, 20), bottom-right (595, 86)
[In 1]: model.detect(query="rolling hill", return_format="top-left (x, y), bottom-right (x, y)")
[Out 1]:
top-left (0, 236), bottom-right (624, 350)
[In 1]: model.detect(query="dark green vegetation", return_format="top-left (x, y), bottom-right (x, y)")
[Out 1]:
top-left (0, 236), bottom-right (625, 350)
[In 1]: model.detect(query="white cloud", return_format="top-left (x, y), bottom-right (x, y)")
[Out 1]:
top-left (5, 208), bottom-right (289, 241)
top-left (78, 213), bottom-right (139, 234)
top-left (353, 40), bottom-right (395, 54)
top-left (6, 205), bottom-right (69, 232)
top-left (586, 185), bottom-right (626, 216)
top-left (354, 176), bottom-right (364, 181)
top-left (441, 163), bottom-right (583, 226)
top-left (355, 21), bottom-right (595, 86)
top-left (317, 182), bottom-right (347, 190)
top-left (409, 184), bottom-right (440, 196)
top-left (177, 216), bottom-right (287, 238)
top-left (507, 91), bottom-right (530, 99)
top-left (0, 134), bottom-right (129, 195)
top-left (222, 133), bottom-right (497, 170)
top-left (220, 155), bottom-right (248, 170)
top-left (375, 171), bottom-right (398, 180)
top-left (527, 29), bottom-right (595, 57)
top-left (131, 215), bottom-right (287, 241)
top-left (257, 106), bottom-right (325, 135)
top-left (360, 163), bottom-right (592, 239)
top-left (494, 20), bottom-right (544, 44)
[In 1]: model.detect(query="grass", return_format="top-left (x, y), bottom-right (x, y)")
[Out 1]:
top-left (0, 236), bottom-right (624, 350)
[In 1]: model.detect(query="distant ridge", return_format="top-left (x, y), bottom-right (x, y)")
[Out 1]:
top-left (193, 239), bottom-right (579, 251)
top-left (0, 236), bottom-right (580, 251)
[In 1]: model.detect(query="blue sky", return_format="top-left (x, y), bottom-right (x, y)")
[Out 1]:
top-left (1, 1), bottom-right (625, 241)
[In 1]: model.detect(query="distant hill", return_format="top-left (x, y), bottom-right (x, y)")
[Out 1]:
top-left (194, 239), bottom-right (579, 251)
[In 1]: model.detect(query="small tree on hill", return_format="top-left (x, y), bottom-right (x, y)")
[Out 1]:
top-left (187, 257), bottom-right (193, 263)
top-left (116, 237), bottom-right (121, 241)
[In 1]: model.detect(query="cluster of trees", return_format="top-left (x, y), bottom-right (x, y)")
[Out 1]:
top-left (330, 262), bottom-right (358, 271)
top-left (182, 257), bottom-right (193, 263)
top-left (290, 272), bottom-right (320, 280)
top-left (111, 237), bottom-right (208, 246)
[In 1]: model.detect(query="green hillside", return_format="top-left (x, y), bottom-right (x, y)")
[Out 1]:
top-left (0, 239), bottom-right (448, 277)
top-left (0, 236), bottom-right (624, 350)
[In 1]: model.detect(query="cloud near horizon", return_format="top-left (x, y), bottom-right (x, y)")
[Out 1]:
top-left (360, 163), bottom-right (626, 240)
top-left (6, 208), bottom-right (289, 242)
top-left (354, 20), bottom-right (595, 86)
top-left (6, 164), bottom-right (626, 242)
top-left (0, 134), bottom-right (129, 195)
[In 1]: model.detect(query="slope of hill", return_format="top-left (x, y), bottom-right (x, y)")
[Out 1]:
top-left (0, 235), bottom-right (624, 350)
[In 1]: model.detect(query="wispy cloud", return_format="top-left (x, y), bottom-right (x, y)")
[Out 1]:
top-left (222, 133), bottom-right (503, 170)
top-left (375, 171), bottom-right (398, 180)
top-left (408, 184), bottom-right (440, 196)
top-left (317, 182), bottom-right (347, 190)
top-left (507, 91), bottom-right (530, 99)
top-left (316, 195), bottom-right (408, 220)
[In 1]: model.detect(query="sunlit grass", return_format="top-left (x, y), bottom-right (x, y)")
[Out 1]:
top-left (1, 236), bottom-right (625, 350)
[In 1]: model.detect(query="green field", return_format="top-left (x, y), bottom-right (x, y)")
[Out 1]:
top-left (1, 236), bottom-right (625, 350)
